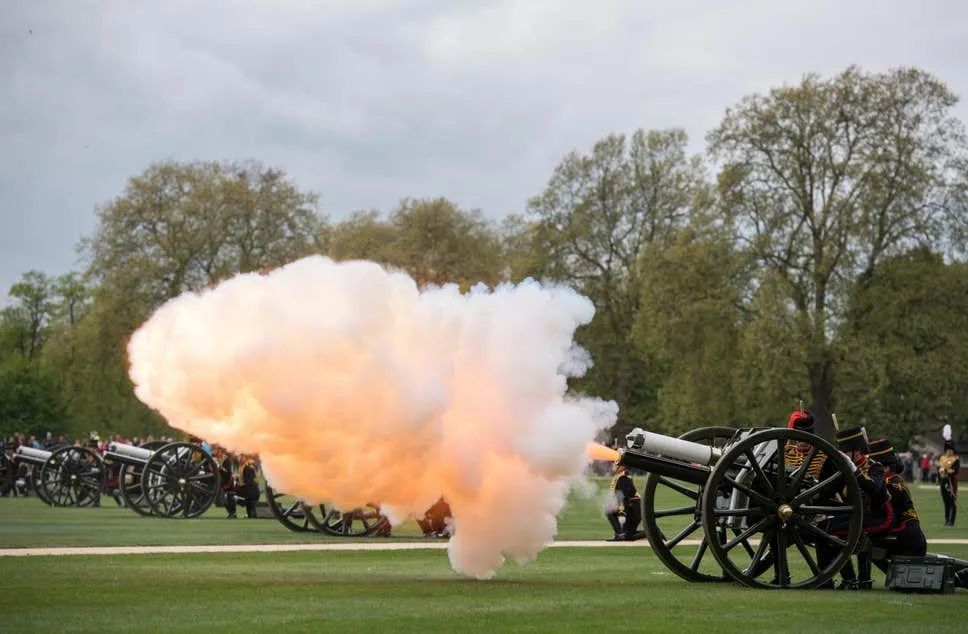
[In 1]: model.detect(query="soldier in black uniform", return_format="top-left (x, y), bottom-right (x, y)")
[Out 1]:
top-left (605, 464), bottom-right (644, 541)
top-left (815, 426), bottom-right (892, 589)
top-left (224, 456), bottom-right (261, 519)
top-left (938, 442), bottom-right (960, 526)
top-left (866, 438), bottom-right (927, 566)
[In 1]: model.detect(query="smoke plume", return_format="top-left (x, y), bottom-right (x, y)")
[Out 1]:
top-left (128, 256), bottom-right (616, 578)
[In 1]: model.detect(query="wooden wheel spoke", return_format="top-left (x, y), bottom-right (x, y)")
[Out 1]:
top-left (711, 507), bottom-right (762, 518)
top-left (743, 448), bottom-right (775, 497)
top-left (723, 475), bottom-right (776, 511)
top-left (724, 516), bottom-right (772, 552)
top-left (790, 528), bottom-right (821, 576)
top-left (791, 472), bottom-right (843, 507)
top-left (789, 445), bottom-right (818, 493)
top-left (654, 505), bottom-right (696, 518)
top-left (657, 477), bottom-right (699, 500)
top-left (666, 520), bottom-right (701, 549)
top-left (730, 528), bottom-right (757, 558)
top-left (774, 438), bottom-right (786, 495)
top-left (689, 538), bottom-right (709, 572)
top-left (797, 505), bottom-right (852, 516)
top-left (744, 527), bottom-right (774, 577)
top-left (773, 528), bottom-right (790, 587)
top-left (792, 517), bottom-right (846, 548)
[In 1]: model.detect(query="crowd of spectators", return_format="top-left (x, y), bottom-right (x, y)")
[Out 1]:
top-left (1, 431), bottom-right (179, 499)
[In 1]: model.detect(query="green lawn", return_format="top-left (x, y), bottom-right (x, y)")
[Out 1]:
top-left (2, 479), bottom-right (967, 632)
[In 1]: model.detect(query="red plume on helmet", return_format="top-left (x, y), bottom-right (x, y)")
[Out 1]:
top-left (787, 410), bottom-right (815, 432)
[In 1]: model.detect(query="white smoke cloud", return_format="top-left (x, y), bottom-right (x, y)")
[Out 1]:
top-left (128, 256), bottom-right (616, 578)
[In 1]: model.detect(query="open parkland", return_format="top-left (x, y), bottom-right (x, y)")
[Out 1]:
top-left (2, 480), bottom-right (967, 633)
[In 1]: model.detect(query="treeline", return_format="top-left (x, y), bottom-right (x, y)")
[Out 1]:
top-left (3, 66), bottom-right (968, 446)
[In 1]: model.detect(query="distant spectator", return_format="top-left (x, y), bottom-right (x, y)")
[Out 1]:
top-left (920, 453), bottom-right (932, 482)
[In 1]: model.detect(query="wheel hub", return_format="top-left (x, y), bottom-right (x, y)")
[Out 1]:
top-left (777, 503), bottom-right (793, 522)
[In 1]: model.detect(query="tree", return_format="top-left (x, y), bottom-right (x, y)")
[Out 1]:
top-left (524, 129), bottom-right (707, 429)
top-left (2, 271), bottom-right (54, 361)
top-left (86, 160), bottom-right (323, 302)
top-left (632, 226), bottom-right (747, 433)
top-left (71, 160), bottom-right (324, 436)
top-left (329, 198), bottom-right (504, 288)
top-left (836, 248), bottom-right (968, 447)
top-left (709, 66), bottom-right (967, 434)
top-left (0, 356), bottom-right (68, 437)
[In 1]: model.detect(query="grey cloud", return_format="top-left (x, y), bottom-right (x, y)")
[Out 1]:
top-left (2, 0), bottom-right (967, 301)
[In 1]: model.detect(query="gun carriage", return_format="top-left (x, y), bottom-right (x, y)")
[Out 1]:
top-left (104, 441), bottom-right (219, 518)
top-left (620, 426), bottom-right (863, 589)
top-left (12, 445), bottom-right (105, 506)
top-left (263, 483), bottom-right (390, 536)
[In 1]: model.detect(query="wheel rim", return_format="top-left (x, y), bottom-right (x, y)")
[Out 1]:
top-left (144, 443), bottom-right (219, 518)
top-left (701, 428), bottom-right (862, 589)
top-left (39, 446), bottom-right (104, 507)
top-left (642, 426), bottom-right (737, 583)
top-left (118, 441), bottom-right (167, 516)
top-left (309, 503), bottom-right (390, 537)
top-left (264, 484), bottom-right (321, 532)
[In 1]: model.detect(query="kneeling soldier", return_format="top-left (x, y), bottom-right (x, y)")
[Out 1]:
top-left (867, 438), bottom-right (927, 566)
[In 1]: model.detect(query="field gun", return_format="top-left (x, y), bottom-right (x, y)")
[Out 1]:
top-left (263, 483), bottom-right (390, 536)
top-left (615, 425), bottom-right (863, 589)
top-left (104, 441), bottom-right (219, 518)
top-left (12, 444), bottom-right (105, 507)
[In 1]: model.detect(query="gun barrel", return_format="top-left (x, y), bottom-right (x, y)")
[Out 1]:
top-left (618, 450), bottom-right (710, 485)
top-left (14, 446), bottom-right (53, 465)
top-left (625, 427), bottom-right (722, 466)
top-left (105, 442), bottom-right (153, 464)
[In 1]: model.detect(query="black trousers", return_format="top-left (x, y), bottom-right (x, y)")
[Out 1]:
top-left (225, 483), bottom-right (260, 517)
top-left (605, 499), bottom-right (642, 537)
top-left (941, 481), bottom-right (957, 525)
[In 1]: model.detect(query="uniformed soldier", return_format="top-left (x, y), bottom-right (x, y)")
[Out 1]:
top-left (815, 426), bottom-right (892, 589)
top-left (866, 438), bottom-right (927, 565)
top-left (605, 464), bottom-right (644, 541)
top-left (938, 443), bottom-right (960, 526)
top-left (224, 455), bottom-right (261, 519)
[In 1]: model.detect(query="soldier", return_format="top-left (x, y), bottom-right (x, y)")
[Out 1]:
top-left (225, 455), bottom-right (261, 519)
top-left (416, 497), bottom-right (452, 537)
top-left (605, 464), bottom-right (644, 541)
top-left (816, 426), bottom-right (892, 589)
top-left (866, 439), bottom-right (927, 564)
top-left (938, 442), bottom-right (960, 526)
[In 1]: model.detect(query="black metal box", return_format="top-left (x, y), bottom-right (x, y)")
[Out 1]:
top-left (886, 555), bottom-right (956, 594)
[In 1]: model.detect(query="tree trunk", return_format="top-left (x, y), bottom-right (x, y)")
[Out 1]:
top-left (808, 357), bottom-right (835, 440)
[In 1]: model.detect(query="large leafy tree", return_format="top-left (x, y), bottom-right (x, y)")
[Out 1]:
top-left (86, 160), bottom-right (323, 302)
top-left (836, 248), bottom-right (968, 446)
top-left (523, 129), bottom-right (707, 429)
top-left (632, 225), bottom-right (747, 433)
top-left (68, 160), bottom-right (324, 437)
top-left (2, 271), bottom-right (55, 361)
top-left (709, 66), bottom-right (967, 434)
top-left (329, 197), bottom-right (503, 288)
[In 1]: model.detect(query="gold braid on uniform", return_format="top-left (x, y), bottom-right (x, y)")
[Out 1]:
top-left (888, 475), bottom-right (919, 522)
top-left (609, 472), bottom-right (625, 512)
top-left (939, 454), bottom-right (958, 478)
top-left (784, 442), bottom-right (827, 479)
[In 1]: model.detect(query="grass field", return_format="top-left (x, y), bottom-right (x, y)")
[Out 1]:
top-left (2, 479), bottom-right (968, 632)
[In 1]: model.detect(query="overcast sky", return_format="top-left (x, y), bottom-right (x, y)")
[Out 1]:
top-left (2, 1), bottom-right (967, 301)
